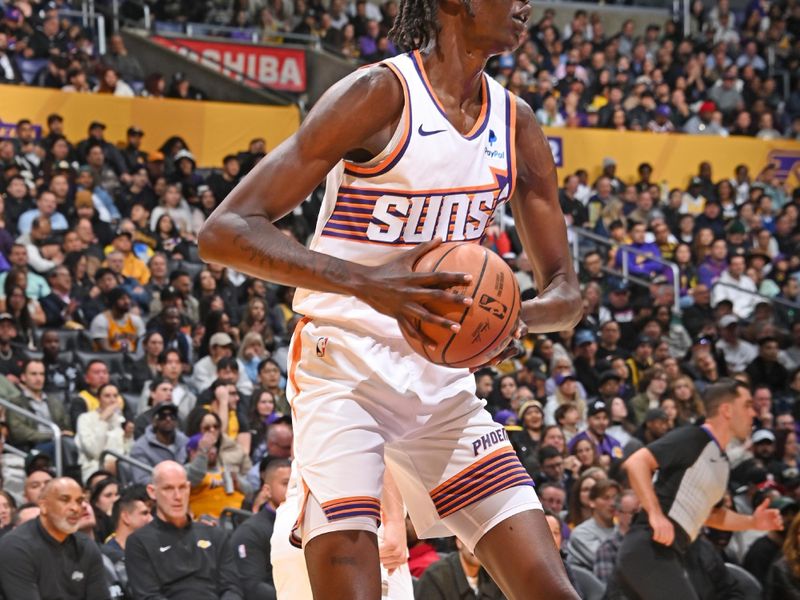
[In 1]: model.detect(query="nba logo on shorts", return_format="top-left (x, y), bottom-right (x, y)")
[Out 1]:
top-left (316, 337), bottom-right (328, 357)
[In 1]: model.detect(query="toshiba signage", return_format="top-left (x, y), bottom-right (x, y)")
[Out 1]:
top-left (152, 36), bottom-right (306, 92)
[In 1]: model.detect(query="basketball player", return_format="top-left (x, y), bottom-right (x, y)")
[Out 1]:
top-left (615, 379), bottom-right (783, 599)
top-left (198, 0), bottom-right (582, 597)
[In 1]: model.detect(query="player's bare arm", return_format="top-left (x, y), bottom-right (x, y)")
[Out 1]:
top-left (198, 66), bottom-right (472, 344)
top-left (510, 99), bottom-right (582, 333)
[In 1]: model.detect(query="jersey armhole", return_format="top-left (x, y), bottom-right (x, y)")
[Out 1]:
top-left (342, 62), bottom-right (412, 179)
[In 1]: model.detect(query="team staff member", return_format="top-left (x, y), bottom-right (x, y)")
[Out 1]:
top-left (125, 461), bottom-right (243, 600)
top-left (231, 458), bottom-right (291, 600)
top-left (615, 379), bottom-right (783, 599)
top-left (0, 477), bottom-right (109, 600)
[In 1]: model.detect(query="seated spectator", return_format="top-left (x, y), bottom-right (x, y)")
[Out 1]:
top-left (40, 266), bottom-right (82, 328)
top-left (543, 510), bottom-right (584, 597)
top-left (88, 477), bottom-right (119, 542)
top-left (0, 244), bottom-right (50, 299)
top-left (231, 458), bottom-right (291, 599)
top-left (134, 377), bottom-right (175, 438)
top-left (0, 313), bottom-right (26, 381)
top-left (102, 485), bottom-right (153, 598)
top-left (191, 332), bottom-right (238, 392)
top-left (129, 403), bottom-right (189, 484)
top-left (139, 348), bottom-right (197, 421)
top-left (108, 230), bottom-right (150, 285)
top-left (101, 34), bottom-right (145, 83)
top-left (70, 360), bottom-right (111, 427)
top-left (89, 287), bottom-right (145, 352)
top-left (125, 461), bottom-right (242, 598)
top-left (630, 366), bottom-right (668, 425)
top-left (128, 331), bottom-right (164, 394)
top-left (745, 497), bottom-right (798, 586)
top-left (416, 536), bottom-right (504, 599)
top-left (711, 254), bottom-right (758, 319)
top-left (185, 413), bottom-right (248, 519)
top-left (567, 479), bottom-right (621, 570)
top-left (76, 383), bottom-right (132, 481)
top-left (568, 400), bottom-right (623, 465)
top-left (594, 489), bottom-right (640, 583)
top-left (22, 468), bottom-right (53, 504)
top-left (566, 468), bottom-right (606, 529)
top-left (747, 335), bottom-right (789, 393)
top-left (0, 477), bottom-right (108, 599)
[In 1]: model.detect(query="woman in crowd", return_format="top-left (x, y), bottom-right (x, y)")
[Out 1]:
top-left (570, 437), bottom-right (602, 473)
top-left (566, 468), bottom-right (606, 529)
top-left (658, 397), bottom-right (680, 429)
top-left (770, 429), bottom-right (800, 485)
top-left (692, 227), bottom-right (715, 264)
top-left (546, 368), bottom-right (587, 425)
top-left (76, 383), bottom-right (132, 481)
top-left (3, 283), bottom-right (41, 348)
top-left (194, 268), bottom-right (217, 303)
top-left (674, 243), bottom-right (698, 298)
top-left (153, 214), bottom-right (190, 258)
top-left (239, 297), bottom-right (277, 350)
top-left (511, 400), bottom-right (545, 468)
top-left (238, 331), bottom-right (268, 385)
top-left (607, 397), bottom-right (636, 447)
top-left (669, 375), bottom-right (705, 424)
top-left (540, 425), bottom-right (567, 456)
top-left (248, 389), bottom-right (281, 462)
top-left (490, 374), bottom-right (518, 411)
top-left (554, 402), bottom-right (582, 443)
top-left (630, 366), bottom-right (669, 425)
top-left (185, 411), bottom-right (251, 518)
top-left (128, 331), bottom-right (164, 394)
top-left (90, 477), bottom-right (119, 541)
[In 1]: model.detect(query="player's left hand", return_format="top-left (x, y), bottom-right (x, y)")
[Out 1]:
top-left (379, 521), bottom-right (409, 575)
top-left (469, 318), bottom-right (527, 373)
top-left (753, 498), bottom-right (783, 531)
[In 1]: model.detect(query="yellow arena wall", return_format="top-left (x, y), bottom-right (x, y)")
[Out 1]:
top-left (542, 126), bottom-right (800, 190)
top-left (0, 84), bottom-right (300, 168)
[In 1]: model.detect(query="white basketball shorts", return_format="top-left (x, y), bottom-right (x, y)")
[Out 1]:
top-left (287, 318), bottom-right (541, 552)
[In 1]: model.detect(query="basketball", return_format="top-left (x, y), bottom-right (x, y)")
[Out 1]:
top-left (403, 243), bottom-right (521, 369)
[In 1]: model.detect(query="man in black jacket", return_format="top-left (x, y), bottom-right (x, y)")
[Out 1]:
top-left (0, 477), bottom-right (109, 599)
top-left (415, 537), bottom-right (505, 599)
top-left (125, 461), bottom-right (243, 599)
top-left (230, 458), bottom-right (291, 600)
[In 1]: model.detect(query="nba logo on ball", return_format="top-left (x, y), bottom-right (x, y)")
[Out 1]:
top-left (316, 337), bottom-right (328, 357)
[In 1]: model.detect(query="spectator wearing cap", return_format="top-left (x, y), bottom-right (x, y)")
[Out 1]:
top-left (623, 408), bottom-right (670, 457)
top-left (109, 229), bottom-right (150, 285)
top-left (544, 371), bottom-right (586, 428)
top-left (716, 314), bottom-right (758, 372)
top-left (647, 104), bottom-right (675, 133)
top-left (573, 330), bottom-right (600, 396)
top-left (568, 400), bottom-right (623, 464)
top-left (511, 400), bottom-right (545, 469)
top-left (567, 479), bottom-right (621, 571)
top-left (684, 101), bottom-right (727, 136)
top-left (89, 287), bottom-right (145, 353)
top-left (121, 127), bottom-right (148, 178)
top-left (133, 377), bottom-right (174, 439)
top-left (711, 253), bottom-right (758, 319)
top-left (191, 332), bottom-right (238, 394)
top-left (746, 335), bottom-right (789, 392)
top-left (681, 177), bottom-right (708, 216)
top-left (624, 335), bottom-right (655, 391)
top-left (129, 404), bottom-right (188, 484)
top-left (744, 497), bottom-right (799, 586)
top-left (76, 122), bottom-right (127, 177)
top-left (516, 357), bottom-right (548, 401)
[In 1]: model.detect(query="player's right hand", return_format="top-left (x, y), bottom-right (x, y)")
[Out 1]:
top-left (649, 512), bottom-right (674, 546)
top-left (357, 238), bottom-right (473, 349)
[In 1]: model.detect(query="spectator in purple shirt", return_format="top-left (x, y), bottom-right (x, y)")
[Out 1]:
top-left (568, 400), bottom-right (624, 465)
top-left (614, 221), bottom-right (667, 280)
top-left (697, 238), bottom-right (729, 288)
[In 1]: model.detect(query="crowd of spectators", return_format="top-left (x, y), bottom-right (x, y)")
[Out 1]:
top-left (0, 1), bottom-right (798, 599)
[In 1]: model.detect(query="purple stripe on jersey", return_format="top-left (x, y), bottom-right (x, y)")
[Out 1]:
top-left (328, 214), bottom-right (371, 224)
top-left (324, 502), bottom-right (381, 514)
top-left (323, 222), bottom-right (368, 233)
top-left (431, 449), bottom-right (519, 500)
top-left (332, 204), bottom-right (374, 215)
top-left (437, 475), bottom-right (534, 518)
top-left (433, 464), bottom-right (530, 513)
top-left (335, 195), bottom-right (377, 205)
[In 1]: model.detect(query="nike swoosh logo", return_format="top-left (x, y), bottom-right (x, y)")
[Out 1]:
top-left (159, 546), bottom-right (171, 552)
top-left (418, 124), bottom-right (446, 136)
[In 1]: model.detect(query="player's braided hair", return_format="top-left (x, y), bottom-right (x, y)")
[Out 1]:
top-left (389, 0), bottom-right (472, 50)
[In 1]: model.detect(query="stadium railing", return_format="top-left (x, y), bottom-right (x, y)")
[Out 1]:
top-left (0, 398), bottom-right (63, 477)
top-left (99, 449), bottom-right (153, 486)
top-left (711, 280), bottom-right (800, 312)
top-left (2, 443), bottom-right (28, 460)
top-left (569, 226), bottom-right (682, 315)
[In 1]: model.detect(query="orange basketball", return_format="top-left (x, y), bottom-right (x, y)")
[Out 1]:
top-left (403, 243), bottom-right (521, 369)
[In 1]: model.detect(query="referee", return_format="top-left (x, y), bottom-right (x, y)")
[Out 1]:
top-left (614, 379), bottom-right (783, 600)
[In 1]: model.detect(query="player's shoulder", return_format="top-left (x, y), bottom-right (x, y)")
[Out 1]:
top-left (321, 62), bottom-right (404, 115)
top-left (511, 94), bottom-right (537, 129)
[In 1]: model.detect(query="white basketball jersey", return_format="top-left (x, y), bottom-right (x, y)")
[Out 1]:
top-left (293, 50), bottom-right (518, 339)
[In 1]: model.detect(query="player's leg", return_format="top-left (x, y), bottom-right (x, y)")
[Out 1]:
top-left (474, 509), bottom-right (579, 600)
top-left (304, 529), bottom-right (381, 600)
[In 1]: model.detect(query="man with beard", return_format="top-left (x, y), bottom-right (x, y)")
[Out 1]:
top-left (129, 403), bottom-right (189, 484)
top-left (0, 477), bottom-right (107, 599)
top-left (89, 287), bottom-right (145, 353)
top-left (40, 329), bottom-right (79, 397)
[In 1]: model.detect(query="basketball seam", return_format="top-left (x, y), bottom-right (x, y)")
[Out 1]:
top-left (447, 258), bottom-right (519, 368)
top-left (441, 249), bottom-right (489, 364)
top-left (426, 244), bottom-right (468, 363)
